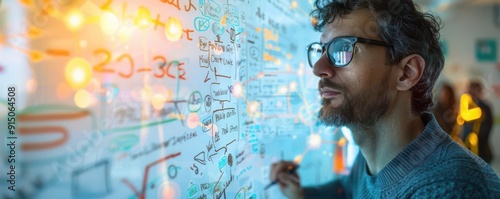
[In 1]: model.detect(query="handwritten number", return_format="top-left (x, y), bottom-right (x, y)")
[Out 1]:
top-left (153, 56), bottom-right (166, 78)
top-left (116, 54), bottom-right (134, 78)
top-left (93, 49), bottom-right (114, 73)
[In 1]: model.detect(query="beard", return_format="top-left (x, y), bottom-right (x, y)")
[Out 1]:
top-left (318, 78), bottom-right (390, 128)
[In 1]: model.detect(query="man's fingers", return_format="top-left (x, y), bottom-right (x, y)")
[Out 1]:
top-left (288, 173), bottom-right (300, 185)
top-left (270, 161), bottom-right (295, 181)
top-left (278, 173), bottom-right (300, 188)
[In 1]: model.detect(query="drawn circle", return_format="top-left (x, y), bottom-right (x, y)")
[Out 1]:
top-left (168, 165), bottom-right (178, 179)
top-left (211, 22), bottom-right (225, 35)
top-left (187, 91), bottom-right (202, 112)
top-left (32, 10), bottom-right (49, 28)
top-left (194, 17), bottom-right (210, 32)
top-left (227, 153), bottom-right (233, 167)
top-left (204, 95), bottom-right (212, 112)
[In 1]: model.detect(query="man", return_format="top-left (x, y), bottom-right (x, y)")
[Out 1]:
top-left (270, 0), bottom-right (500, 198)
top-left (462, 79), bottom-right (494, 163)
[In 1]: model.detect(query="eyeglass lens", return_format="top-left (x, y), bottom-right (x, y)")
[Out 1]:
top-left (308, 39), bottom-right (354, 68)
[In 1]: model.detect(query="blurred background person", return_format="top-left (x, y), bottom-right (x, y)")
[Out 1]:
top-left (462, 79), bottom-right (494, 164)
top-left (433, 83), bottom-right (463, 145)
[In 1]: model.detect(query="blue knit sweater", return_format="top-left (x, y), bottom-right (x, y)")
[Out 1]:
top-left (303, 113), bottom-right (500, 198)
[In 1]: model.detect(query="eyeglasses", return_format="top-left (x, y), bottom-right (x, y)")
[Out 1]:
top-left (306, 36), bottom-right (389, 68)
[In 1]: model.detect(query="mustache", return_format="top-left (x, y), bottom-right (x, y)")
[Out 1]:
top-left (318, 79), bottom-right (347, 93)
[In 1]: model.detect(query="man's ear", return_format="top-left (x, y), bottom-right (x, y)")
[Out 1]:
top-left (396, 54), bottom-right (425, 91)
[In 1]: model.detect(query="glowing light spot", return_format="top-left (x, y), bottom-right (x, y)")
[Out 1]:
top-left (29, 50), bottom-right (44, 62)
top-left (134, 7), bottom-right (151, 29)
top-left (291, 0), bottom-right (298, 8)
top-left (187, 113), bottom-right (200, 129)
top-left (278, 86), bottom-right (288, 94)
top-left (0, 32), bottom-right (3, 45)
top-left (274, 58), bottom-right (282, 66)
top-left (73, 68), bottom-right (85, 83)
top-left (308, 134), bottom-right (322, 149)
top-left (257, 72), bottom-right (264, 78)
top-left (338, 137), bottom-right (347, 147)
top-left (297, 68), bottom-right (304, 76)
top-left (165, 17), bottom-right (183, 42)
top-left (286, 53), bottom-right (292, 59)
top-left (293, 155), bottom-right (303, 163)
top-left (100, 10), bottom-right (119, 35)
top-left (248, 101), bottom-right (260, 114)
top-left (157, 181), bottom-right (180, 199)
top-left (290, 81), bottom-right (297, 91)
top-left (26, 79), bottom-right (37, 93)
top-left (311, 17), bottom-right (318, 26)
top-left (65, 57), bottom-right (92, 89)
top-left (232, 82), bottom-right (243, 97)
top-left (74, 89), bottom-right (92, 108)
top-left (152, 94), bottom-right (166, 110)
top-left (65, 11), bottom-right (85, 31)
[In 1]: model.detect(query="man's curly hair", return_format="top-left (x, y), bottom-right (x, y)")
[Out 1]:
top-left (311, 0), bottom-right (445, 114)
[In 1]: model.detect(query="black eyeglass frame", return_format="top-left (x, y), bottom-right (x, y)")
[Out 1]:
top-left (306, 36), bottom-right (389, 68)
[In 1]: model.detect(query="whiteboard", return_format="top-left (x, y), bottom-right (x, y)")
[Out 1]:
top-left (0, 0), bottom-right (345, 198)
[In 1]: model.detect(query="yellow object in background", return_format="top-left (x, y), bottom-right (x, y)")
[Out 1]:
top-left (465, 132), bottom-right (479, 155)
top-left (100, 10), bottom-right (120, 35)
top-left (165, 17), bottom-right (183, 41)
top-left (134, 6), bottom-right (151, 30)
top-left (65, 10), bottom-right (85, 31)
top-left (65, 57), bottom-right (92, 89)
top-left (458, 94), bottom-right (482, 122)
top-left (74, 89), bottom-right (92, 108)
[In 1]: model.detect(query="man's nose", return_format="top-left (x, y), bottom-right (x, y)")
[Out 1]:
top-left (313, 53), bottom-right (336, 78)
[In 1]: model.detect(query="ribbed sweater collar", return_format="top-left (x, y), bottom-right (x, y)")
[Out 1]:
top-left (365, 113), bottom-right (448, 188)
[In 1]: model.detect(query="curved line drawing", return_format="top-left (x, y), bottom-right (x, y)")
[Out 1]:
top-left (18, 110), bottom-right (90, 122)
top-left (19, 126), bottom-right (69, 151)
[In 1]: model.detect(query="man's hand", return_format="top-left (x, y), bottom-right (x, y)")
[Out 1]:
top-left (270, 161), bottom-right (304, 199)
